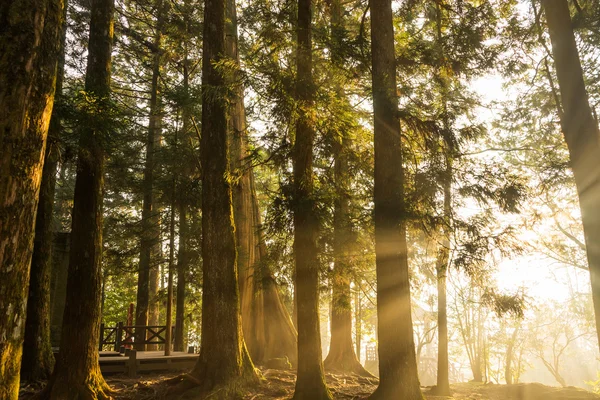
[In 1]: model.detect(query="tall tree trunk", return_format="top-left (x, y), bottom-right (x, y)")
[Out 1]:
top-left (178, 0), bottom-right (258, 392)
top-left (324, 136), bottom-right (371, 377)
top-left (136, 0), bottom-right (164, 350)
top-left (322, 0), bottom-right (370, 378)
top-left (174, 39), bottom-right (191, 353)
top-left (251, 174), bottom-right (298, 364)
top-left (292, 0), bottom-right (332, 396)
top-left (369, 0), bottom-right (422, 396)
top-left (43, 0), bottom-right (114, 396)
top-left (433, 2), bottom-right (452, 394)
top-left (542, 0), bottom-right (600, 352)
top-left (225, 0), bottom-right (297, 366)
top-left (0, 0), bottom-right (63, 396)
top-left (20, 1), bottom-right (68, 382)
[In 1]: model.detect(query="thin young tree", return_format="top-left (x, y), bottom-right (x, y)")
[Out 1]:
top-left (0, 0), bottom-right (63, 396)
top-left (135, 0), bottom-right (166, 350)
top-left (291, 0), bottom-right (333, 395)
top-left (541, 0), bottom-right (600, 351)
top-left (369, 0), bottom-right (423, 396)
top-left (43, 0), bottom-right (115, 396)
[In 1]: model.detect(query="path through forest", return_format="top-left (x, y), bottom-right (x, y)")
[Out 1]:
top-left (20, 369), bottom-right (600, 400)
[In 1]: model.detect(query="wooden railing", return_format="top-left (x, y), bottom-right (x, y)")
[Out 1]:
top-left (99, 323), bottom-right (174, 351)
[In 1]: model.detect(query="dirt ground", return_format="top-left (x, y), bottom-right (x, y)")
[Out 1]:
top-left (20, 369), bottom-right (600, 399)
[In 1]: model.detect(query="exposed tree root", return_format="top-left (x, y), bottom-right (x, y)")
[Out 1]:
top-left (368, 383), bottom-right (424, 400)
top-left (41, 370), bottom-right (114, 400)
top-left (324, 354), bottom-right (375, 378)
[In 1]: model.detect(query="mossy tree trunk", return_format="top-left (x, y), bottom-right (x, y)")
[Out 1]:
top-left (0, 0), bottom-right (63, 397)
top-left (369, 0), bottom-right (422, 396)
top-left (136, 0), bottom-right (165, 350)
top-left (226, 0), bottom-right (297, 367)
top-left (542, 0), bottom-right (600, 353)
top-left (43, 0), bottom-right (114, 397)
top-left (182, 0), bottom-right (258, 392)
top-left (20, 1), bottom-right (68, 382)
top-left (292, 0), bottom-right (332, 396)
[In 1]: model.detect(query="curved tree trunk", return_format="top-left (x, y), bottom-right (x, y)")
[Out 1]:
top-left (542, 0), bottom-right (600, 353)
top-left (226, 0), bottom-right (297, 366)
top-left (43, 0), bottom-right (114, 397)
top-left (0, 0), bottom-right (63, 396)
top-left (369, 0), bottom-right (422, 396)
top-left (324, 136), bottom-right (371, 377)
top-left (292, 0), bottom-right (332, 396)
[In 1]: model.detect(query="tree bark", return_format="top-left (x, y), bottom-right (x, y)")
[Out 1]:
top-left (178, 0), bottom-right (259, 392)
top-left (174, 199), bottom-right (188, 352)
top-left (0, 0), bottom-right (63, 396)
top-left (43, 0), bottom-right (114, 396)
top-left (369, 0), bottom-right (422, 396)
top-left (292, 0), bottom-right (332, 396)
top-left (20, 1), bottom-right (68, 381)
top-left (225, 0), bottom-right (297, 367)
top-left (322, 0), bottom-right (371, 378)
top-left (542, 0), bottom-right (600, 353)
top-left (135, 0), bottom-right (164, 350)
top-left (324, 136), bottom-right (371, 376)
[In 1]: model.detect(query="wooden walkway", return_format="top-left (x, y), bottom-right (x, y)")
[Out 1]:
top-left (99, 350), bottom-right (198, 376)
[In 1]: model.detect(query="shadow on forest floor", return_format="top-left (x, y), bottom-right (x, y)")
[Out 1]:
top-left (19, 369), bottom-right (600, 399)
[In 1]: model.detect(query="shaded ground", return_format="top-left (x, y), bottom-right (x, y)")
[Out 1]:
top-left (20, 369), bottom-right (600, 399)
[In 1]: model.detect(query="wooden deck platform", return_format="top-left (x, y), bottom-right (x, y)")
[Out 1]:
top-left (99, 350), bottom-right (198, 376)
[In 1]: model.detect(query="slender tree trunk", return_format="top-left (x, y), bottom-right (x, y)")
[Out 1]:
top-left (0, 0), bottom-right (63, 396)
top-left (43, 0), bottom-right (114, 396)
top-left (136, 0), bottom-right (164, 350)
top-left (20, 1), bottom-right (68, 382)
top-left (355, 288), bottom-right (362, 362)
top-left (369, 0), bottom-right (422, 396)
top-left (505, 325), bottom-right (519, 385)
top-left (177, 0), bottom-right (258, 392)
top-left (542, 0), bottom-right (600, 353)
top-left (174, 44), bottom-right (191, 353)
top-left (292, 0), bottom-right (332, 396)
top-left (433, 0), bottom-right (452, 394)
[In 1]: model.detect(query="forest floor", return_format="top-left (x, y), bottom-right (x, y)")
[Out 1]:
top-left (19, 368), bottom-right (600, 399)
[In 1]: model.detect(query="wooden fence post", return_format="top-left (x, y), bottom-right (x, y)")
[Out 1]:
top-left (115, 321), bottom-right (123, 351)
top-left (99, 323), bottom-right (105, 351)
top-left (128, 349), bottom-right (137, 377)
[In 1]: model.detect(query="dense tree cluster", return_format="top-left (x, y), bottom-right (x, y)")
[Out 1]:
top-left (1, 0), bottom-right (600, 398)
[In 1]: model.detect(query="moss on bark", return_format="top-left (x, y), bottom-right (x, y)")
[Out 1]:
top-left (0, 0), bottom-right (63, 396)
